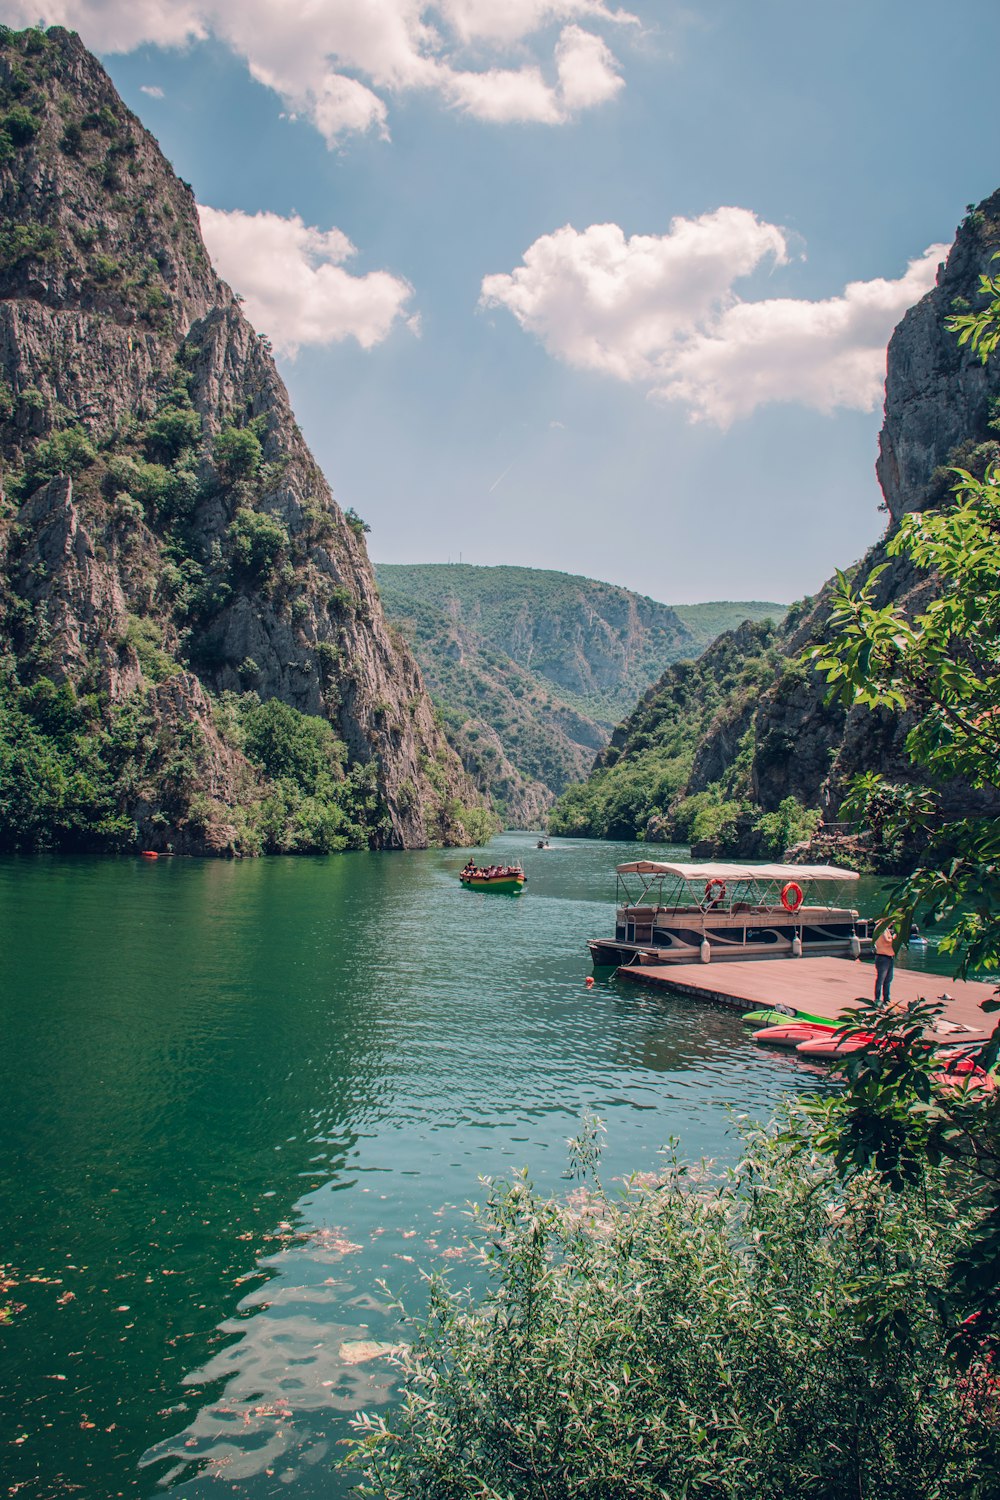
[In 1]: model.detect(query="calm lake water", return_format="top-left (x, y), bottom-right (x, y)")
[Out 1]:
top-left (0, 836), bottom-right (956, 1498)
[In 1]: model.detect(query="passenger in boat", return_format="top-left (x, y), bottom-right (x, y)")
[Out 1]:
top-left (873, 923), bottom-right (896, 1006)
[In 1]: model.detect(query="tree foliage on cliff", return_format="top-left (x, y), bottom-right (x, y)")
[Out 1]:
top-left (547, 621), bottom-right (804, 845)
top-left (0, 666), bottom-right (388, 856)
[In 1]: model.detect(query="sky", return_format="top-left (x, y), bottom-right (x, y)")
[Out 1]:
top-left (6, 1), bottom-right (1000, 605)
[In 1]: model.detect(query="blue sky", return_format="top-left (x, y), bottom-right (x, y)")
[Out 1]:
top-left (9, 1), bottom-right (1000, 604)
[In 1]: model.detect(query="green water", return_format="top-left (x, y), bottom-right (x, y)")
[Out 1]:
top-left (0, 837), bottom-right (951, 1498)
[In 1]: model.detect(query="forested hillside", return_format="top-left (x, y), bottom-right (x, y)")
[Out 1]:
top-left (376, 562), bottom-right (784, 824)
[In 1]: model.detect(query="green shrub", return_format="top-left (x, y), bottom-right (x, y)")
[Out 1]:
top-left (671, 788), bottom-right (748, 846)
top-left (125, 616), bottom-right (176, 683)
top-left (238, 695), bottom-right (345, 787)
top-left (344, 506), bottom-right (371, 538)
top-left (214, 424), bottom-right (262, 482)
top-left (754, 795), bottom-right (822, 856)
top-left (20, 428), bottom-right (96, 493)
top-left (0, 223), bottom-right (57, 270)
top-left (144, 405), bottom-right (201, 463)
top-left (59, 120), bottom-right (82, 155)
top-left (229, 693), bottom-right (384, 853)
top-left (0, 670), bottom-right (136, 852)
top-left (129, 460), bottom-right (171, 513)
top-left (2, 105), bottom-right (38, 146)
top-left (103, 453), bottom-right (140, 498)
top-left (90, 253), bottom-right (120, 284)
top-left (346, 1108), bottom-right (999, 1499)
top-left (228, 507), bottom-right (288, 581)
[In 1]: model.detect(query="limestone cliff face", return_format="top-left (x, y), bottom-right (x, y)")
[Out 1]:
top-left (878, 193), bottom-right (1000, 523)
top-left (0, 25), bottom-right (487, 852)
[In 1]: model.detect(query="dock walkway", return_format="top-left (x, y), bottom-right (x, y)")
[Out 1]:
top-left (615, 956), bottom-right (996, 1037)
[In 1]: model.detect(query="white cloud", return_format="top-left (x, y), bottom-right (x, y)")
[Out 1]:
top-left (11, 0), bottom-right (637, 143)
top-left (480, 211), bottom-right (948, 425)
top-left (554, 24), bottom-right (622, 111)
top-left (481, 209), bottom-right (788, 381)
top-left (139, 83), bottom-right (164, 97)
top-left (198, 206), bottom-right (416, 356)
top-left (660, 244), bottom-right (949, 424)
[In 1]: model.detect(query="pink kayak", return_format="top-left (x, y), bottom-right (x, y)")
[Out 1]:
top-left (753, 1022), bottom-right (837, 1050)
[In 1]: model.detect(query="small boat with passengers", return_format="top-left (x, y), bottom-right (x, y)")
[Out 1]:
top-left (588, 860), bottom-right (868, 967)
top-left (460, 860), bottom-right (527, 894)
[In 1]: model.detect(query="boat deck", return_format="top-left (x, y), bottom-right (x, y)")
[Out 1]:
top-left (614, 955), bottom-right (997, 1036)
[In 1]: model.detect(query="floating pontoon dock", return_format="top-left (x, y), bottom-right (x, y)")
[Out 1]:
top-left (614, 955), bottom-right (996, 1038)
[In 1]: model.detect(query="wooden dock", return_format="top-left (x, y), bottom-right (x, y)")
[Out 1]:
top-left (614, 956), bottom-right (997, 1037)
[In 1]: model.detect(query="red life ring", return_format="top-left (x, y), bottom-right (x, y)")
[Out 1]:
top-left (704, 878), bottom-right (727, 907)
top-left (781, 881), bottom-right (804, 913)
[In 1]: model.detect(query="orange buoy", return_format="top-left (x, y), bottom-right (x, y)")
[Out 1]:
top-left (585, 976), bottom-right (595, 987)
top-left (781, 881), bottom-right (804, 913)
top-left (140, 850), bottom-right (159, 859)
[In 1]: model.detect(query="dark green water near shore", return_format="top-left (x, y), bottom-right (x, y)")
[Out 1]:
top-left (0, 837), bottom-right (952, 1498)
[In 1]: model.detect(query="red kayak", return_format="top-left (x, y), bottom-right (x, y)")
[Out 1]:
top-left (796, 1032), bottom-right (873, 1058)
top-left (753, 1022), bottom-right (837, 1050)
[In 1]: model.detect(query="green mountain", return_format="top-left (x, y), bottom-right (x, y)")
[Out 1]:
top-left (375, 563), bottom-right (785, 824)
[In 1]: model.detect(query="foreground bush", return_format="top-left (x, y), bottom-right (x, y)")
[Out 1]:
top-left (346, 1109), bottom-right (999, 1499)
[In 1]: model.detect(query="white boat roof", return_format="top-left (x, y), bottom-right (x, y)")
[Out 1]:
top-left (615, 860), bottom-right (859, 882)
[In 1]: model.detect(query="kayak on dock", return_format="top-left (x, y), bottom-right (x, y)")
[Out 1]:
top-left (459, 860), bottom-right (526, 893)
top-left (753, 1021), bottom-right (838, 1049)
top-left (742, 1005), bottom-right (834, 1028)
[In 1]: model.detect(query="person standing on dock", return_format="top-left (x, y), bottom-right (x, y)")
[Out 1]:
top-left (874, 922), bottom-right (896, 1006)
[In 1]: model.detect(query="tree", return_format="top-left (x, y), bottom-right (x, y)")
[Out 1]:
top-left (213, 423), bottom-right (262, 482)
top-left (806, 272), bottom-right (1000, 1357)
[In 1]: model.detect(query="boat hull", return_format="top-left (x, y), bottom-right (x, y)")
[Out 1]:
top-left (460, 875), bottom-right (525, 893)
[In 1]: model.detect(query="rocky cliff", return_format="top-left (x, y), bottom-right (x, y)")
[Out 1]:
top-left (551, 195), bottom-right (1000, 860)
top-left (0, 24), bottom-right (491, 854)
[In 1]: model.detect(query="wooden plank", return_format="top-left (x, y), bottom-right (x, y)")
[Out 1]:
top-left (614, 956), bottom-right (996, 1036)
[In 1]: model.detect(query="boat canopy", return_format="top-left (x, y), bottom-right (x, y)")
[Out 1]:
top-left (615, 861), bottom-right (858, 882)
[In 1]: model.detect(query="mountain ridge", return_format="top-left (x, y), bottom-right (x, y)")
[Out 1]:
top-left (375, 561), bottom-right (784, 824)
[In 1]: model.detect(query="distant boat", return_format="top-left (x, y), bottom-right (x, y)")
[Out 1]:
top-left (459, 864), bottom-right (526, 894)
top-left (536, 837), bottom-right (550, 849)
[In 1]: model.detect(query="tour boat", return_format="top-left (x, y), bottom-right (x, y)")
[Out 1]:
top-left (459, 865), bottom-right (526, 894)
top-left (587, 861), bottom-right (867, 968)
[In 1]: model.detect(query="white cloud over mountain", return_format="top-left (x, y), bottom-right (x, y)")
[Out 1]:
top-left (11, 0), bottom-right (634, 142)
top-left (480, 211), bottom-right (948, 425)
top-left (198, 206), bottom-right (417, 356)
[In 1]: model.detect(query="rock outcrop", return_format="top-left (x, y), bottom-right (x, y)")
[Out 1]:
top-left (0, 24), bottom-right (490, 854)
top-left (878, 192), bottom-right (1000, 522)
